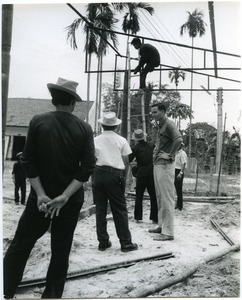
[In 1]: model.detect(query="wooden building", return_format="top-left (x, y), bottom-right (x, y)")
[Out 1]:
top-left (5, 98), bottom-right (93, 160)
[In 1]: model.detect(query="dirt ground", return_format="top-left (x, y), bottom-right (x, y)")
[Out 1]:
top-left (2, 160), bottom-right (240, 299)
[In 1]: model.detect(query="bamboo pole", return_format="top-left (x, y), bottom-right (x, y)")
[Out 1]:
top-left (210, 219), bottom-right (235, 246)
top-left (19, 252), bottom-right (174, 288)
top-left (127, 192), bottom-right (235, 201)
top-left (128, 244), bottom-right (240, 298)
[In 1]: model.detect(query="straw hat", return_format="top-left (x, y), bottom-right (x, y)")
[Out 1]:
top-left (132, 129), bottom-right (147, 141)
top-left (47, 77), bottom-right (82, 102)
top-left (98, 112), bottom-right (122, 126)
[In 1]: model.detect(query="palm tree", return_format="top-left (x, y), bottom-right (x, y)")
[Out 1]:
top-left (122, 3), bottom-right (154, 35)
top-left (120, 3), bottom-right (154, 141)
top-left (66, 4), bottom-right (118, 133)
top-left (180, 9), bottom-right (206, 160)
top-left (168, 66), bottom-right (186, 90)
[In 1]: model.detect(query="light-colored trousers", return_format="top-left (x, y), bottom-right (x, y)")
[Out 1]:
top-left (153, 163), bottom-right (175, 236)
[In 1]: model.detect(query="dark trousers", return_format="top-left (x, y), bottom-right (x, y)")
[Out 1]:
top-left (93, 169), bottom-right (132, 247)
top-left (135, 175), bottom-right (158, 222)
top-left (4, 191), bottom-right (83, 299)
top-left (14, 180), bottom-right (26, 204)
top-left (140, 62), bottom-right (159, 89)
top-left (174, 168), bottom-right (184, 210)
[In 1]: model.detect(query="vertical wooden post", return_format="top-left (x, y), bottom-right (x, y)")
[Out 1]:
top-left (216, 87), bottom-right (223, 173)
top-left (2, 5), bottom-right (13, 171)
top-left (141, 91), bottom-right (146, 134)
top-left (216, 113), bottom-right (227, 196)
top-left (121, 71), bottom-right (128, 139)
top-left (209, 156), bottom-right (214, 192)
top-left (127, 38), bottom-right (131, 143)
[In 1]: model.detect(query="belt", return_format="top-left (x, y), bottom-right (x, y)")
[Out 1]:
top-left (155, 158), bottom-right (173, 165)
top-left (96, 165), bottom-right (124, 175)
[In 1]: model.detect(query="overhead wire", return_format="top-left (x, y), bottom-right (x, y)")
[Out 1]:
top-left (152, 10), bottom-right (218, 89)
top-left (140, 10), bottom-right (185, 67)
top-left (141, 9), bottom-right (212, 89)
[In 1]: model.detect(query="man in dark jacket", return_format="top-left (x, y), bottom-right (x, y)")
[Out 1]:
top-left (4, 77), bottom-right (96, 299)
top-left (131, 37), bottom-right (160, 89)
top-left (129, 129), bottom-right (158, 223)
top-left (12, 152), bottom-right (26, 205)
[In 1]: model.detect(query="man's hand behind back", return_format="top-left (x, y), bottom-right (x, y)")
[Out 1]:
top-left (38, 195), bottom-right (52, 217)
top-left (46, 194), bottom-right (69, 219)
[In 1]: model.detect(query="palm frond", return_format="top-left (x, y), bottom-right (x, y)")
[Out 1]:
top-left (136, 2), bottom-right (154, 15)
top-left (65, 18), bottom-right (83, 50)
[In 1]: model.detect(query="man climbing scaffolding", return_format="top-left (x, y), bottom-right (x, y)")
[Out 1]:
top-left (131, 37), bottom-right (160, 89)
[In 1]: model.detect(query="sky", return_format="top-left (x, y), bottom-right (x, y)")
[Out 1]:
top-left (2, 0), bottom-right (241, 133)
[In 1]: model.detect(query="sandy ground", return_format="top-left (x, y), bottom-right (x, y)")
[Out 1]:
top-left (2, 161), bottom-right (240, 299)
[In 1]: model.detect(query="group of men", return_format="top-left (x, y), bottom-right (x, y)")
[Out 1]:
top-left (3, 42), bottom-right (184, 298)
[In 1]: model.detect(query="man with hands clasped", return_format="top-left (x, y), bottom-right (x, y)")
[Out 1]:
top-left (3, 77), bottom-right (96, 299)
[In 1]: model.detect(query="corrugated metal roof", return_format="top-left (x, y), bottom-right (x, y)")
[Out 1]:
top-left (6, 98), bottom-right (94, 127)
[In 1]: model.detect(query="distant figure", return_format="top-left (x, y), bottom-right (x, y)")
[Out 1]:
top-left (174, 142), bottom-right (187, 211)
top-left (12, 152), bottom-right (26, 205)
top-left (131, 37), bottom-right (160, 89)
top-left (4, 77), bottom-right (96, 299)
top-left (93, 112), bottom-right (138, 253)
top-left (149, 102), bottom-right (182, 241)
top-left (129, 129), bottom-right (158, 223)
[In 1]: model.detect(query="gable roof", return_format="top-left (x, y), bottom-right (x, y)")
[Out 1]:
top-left (7, 98), bottom-right (94, 127)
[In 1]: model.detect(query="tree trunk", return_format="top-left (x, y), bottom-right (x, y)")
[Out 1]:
top-left (2, 5), bottom-right (13, 172)
top-left (94, 57), bottom-right (100, 135)
top-left (98, 54), bottom-right (103, 134)
top-left (188, 38), bottom-right (194, 162)
top-left (86, 53), bottom-right (91, 123)
top-left (128, 244), bottom-right (240, 298)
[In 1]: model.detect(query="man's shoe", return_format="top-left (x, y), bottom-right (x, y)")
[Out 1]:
top-left (153, 234), bottom-right (174, 241)
top-left (135, 219), bottom-right (142, 223)
top-left (121, 243), bottom-right (138, 252)
top-left (98, 240), bottom-right (112, 251)
top-left (148, 227), bottom-right (161, 233)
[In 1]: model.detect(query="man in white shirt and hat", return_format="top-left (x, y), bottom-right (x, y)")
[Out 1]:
top-left (93, 112), bottom-right (138, 253)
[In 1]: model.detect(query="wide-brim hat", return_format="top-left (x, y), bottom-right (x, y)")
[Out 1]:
top-left (132, 129), bottom-right (147, 141)
top-left (47, 77), bottom-right (82, 102)
top-left (98, 112), bottom-right (122, 126)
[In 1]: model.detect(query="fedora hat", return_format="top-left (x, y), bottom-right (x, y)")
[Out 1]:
top-left (132, 129), bottom-right (147, 141)
top-left (16, 152), bottom-right (23, 157)
top-left (98, 112), bottom-right (122, 126)
top-left (47, 77), bottom-right (82, 102)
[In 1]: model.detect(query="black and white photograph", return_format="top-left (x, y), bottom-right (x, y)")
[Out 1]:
top-left (1, 0), bottom-right (241, 299)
